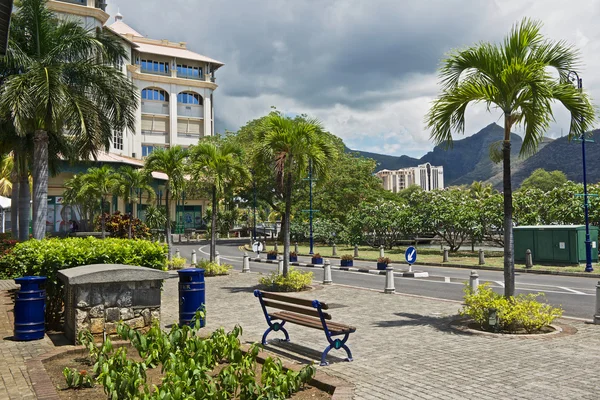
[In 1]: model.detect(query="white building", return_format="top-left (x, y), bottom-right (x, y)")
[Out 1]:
top-left (48, 0), bottom-right (224, 160)
top-left (376, 163), bottom-right (444, 193)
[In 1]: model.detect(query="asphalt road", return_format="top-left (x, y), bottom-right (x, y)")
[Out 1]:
top-left (175, 241), bottom-right (598, 320)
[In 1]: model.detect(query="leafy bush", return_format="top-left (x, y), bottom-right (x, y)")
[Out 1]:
top-left (341, 254), bottom-right (353, 261)
top-left (377, 257), bottom-right (391, 264)
top-left (460, 283), bottom-right (563, 333)
top-left (0, 233), bottom-right (17, 256)
top-left (96, 211), bottom-right (151, 239)
top-left (0, 237), bottom-right (167, 328)
top-left (74, 314), bottom-right (316, 398)
top-left (259, 267), bottom-right (313, 292)
top-left (197, 259), bottom-right (232, 276)
top-left (167, 256), bottom-right (187, 270)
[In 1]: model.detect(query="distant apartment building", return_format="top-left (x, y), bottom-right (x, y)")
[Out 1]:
top-left (376, 163), bottom-right (444, 193)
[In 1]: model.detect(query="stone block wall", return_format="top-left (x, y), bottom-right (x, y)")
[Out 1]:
top-left (65, 280), bottom-right (162, 343)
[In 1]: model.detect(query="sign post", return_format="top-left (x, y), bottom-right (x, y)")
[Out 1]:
top-left (252, 241), bottom-right (264, 257)
top-left (405, 246), bottom-right (417, 272)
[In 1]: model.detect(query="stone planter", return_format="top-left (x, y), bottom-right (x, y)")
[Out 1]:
top-left (376, 262), bottom-right (389, 270)
top-left (340, 259), bottom-right (353, 267)
top-left (289, 256), bottom-right (298, 262)
top-left (311, 257), bottom-right (324, 265)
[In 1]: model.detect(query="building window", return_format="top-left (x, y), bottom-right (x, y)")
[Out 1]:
top-left (142, 88), bottom-right (169, 101)
top-left (176, 64), bottom-right (202, 78)
top-left (113, 130), bottom-right (123, 150)
top-left (142, 145), bottom-right (170, 157)
top-left (140, 59), bottom-right (169, 74)
top-left (177, 92), bottom-right (202, 105)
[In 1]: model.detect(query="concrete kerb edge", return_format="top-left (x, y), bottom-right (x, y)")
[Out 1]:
top-left (27, 340), bottom-right (352, 400)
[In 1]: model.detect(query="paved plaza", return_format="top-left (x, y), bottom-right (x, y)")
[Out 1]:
top-left (1, 271), bottom-right (600, 398)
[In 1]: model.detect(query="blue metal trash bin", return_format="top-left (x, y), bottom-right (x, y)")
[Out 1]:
top-left (13, 276), bottom-right (46, 341)
top-left (177, 268), bottom-right (205, 327)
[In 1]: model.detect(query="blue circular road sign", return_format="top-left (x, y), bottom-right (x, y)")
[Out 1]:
top-left (405, 246), bottom-right (417, 264)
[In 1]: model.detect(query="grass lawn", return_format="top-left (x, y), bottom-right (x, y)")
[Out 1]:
top-left (280, 244), bottom-right (599, 275)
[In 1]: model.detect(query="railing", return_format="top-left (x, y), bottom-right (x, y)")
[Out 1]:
top-left (56, 0), bottom-right (86, 5)
top-left (141, 130), bottom-right (167, 136)
top-left (177, 132), bottom-right (201, 138)
top-left (177, 104), bottom-right (203, 118)
top-left (176, 72), bottom-right (203, 80)
top-left (142, 101), bottom-right (170, 115)
top-left (140, 67), bottom-right (170, 76)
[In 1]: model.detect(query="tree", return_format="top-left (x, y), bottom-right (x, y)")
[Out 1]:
top-left (80, 165), bottom-right (117, 238)
top-left (0, 0), bottom-right (137, 240)
top-left (256, 113), bottom-right (336, 277)
top-left (188, 140), bottom-right (247, 262)
top-left (426, 19), bottom-right (595, 296)
top-left (520, 168), bottom-right (567, 192)
top-left (112, 166), bottom-right (155, 238)
top-left (0, 154), bottom-right (12, 196)
top-left (144, 147), bottom-right (187, 257)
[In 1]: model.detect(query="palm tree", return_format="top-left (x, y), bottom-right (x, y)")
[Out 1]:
top-left (426, 19), bottom-right (595, 297)
top-left (0, 154), bottom-right (12, 196)
top-left (256, 113), bottom-right (336, 277)
top-left (80, 165), bottom-right (117, 238)
top-left (63, 173), bottom-right (98, 232)
top-left (189, 141), bottom-right (248, 262)
top-left (0, 0), bottom-right (138, 240)
top-left (113, 166), bottom-right (156, 238)
top-left (144, 147), bottom-right (187, 257)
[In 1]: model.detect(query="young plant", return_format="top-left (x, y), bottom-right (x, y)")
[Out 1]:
top-left (259, 267), bottom-right (313, 292)
top-left (377, 257), bottom-right (391, 264)
top-left (312, 253), bottom-right (322, 258)
top-left (63, 367), bottom-right (94, 389)
top-left (197, 259), bottom-right (233, 276)
top-left (341, 254), bottom-right (354, 261)
top-left (289, 251), bottom-right (297, 257)
top-left (267, 250), bottom-right (278, 256)
top-left (168, 256), bottom-right (187, 270)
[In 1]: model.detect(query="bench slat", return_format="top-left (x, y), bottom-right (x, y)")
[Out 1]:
top-left (263, 299), bottom-right (332, 320)
top-left (261, 291), bottom-right (329, 310)
top-left (270, 312), bottom-right (355, 334)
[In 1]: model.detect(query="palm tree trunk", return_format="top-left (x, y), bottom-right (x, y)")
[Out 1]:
top-left (128, 202), bottom-right (133, 239)
top-left (100, 199), bottom-right (106, 238)
top-left (283, 170), bottom-right (293, 277)
top-left (503, 115), bottom-right (515, 297)
top-left (165, 188), bottom-right (172, 259)
top-left (10, 164), bottom-right (18, 239)
top-left (210, 185), bottom-right (217, 262)
top-left (18, 168), bottom-right (30, 242)
top-left (32, 130), bottom-right (49, 240)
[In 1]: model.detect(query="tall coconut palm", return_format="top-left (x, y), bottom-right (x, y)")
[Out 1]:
top-left (0, 0), bottom-right (138, 240)
top-left (144, 147), bottom-right (187, 257)
top-left (256, 113), bottom-right (336, 277)
top-left (113, 166), bottom-right (156, 238)
top-left (80, 165), bottom-right (117, 238)
top-left (426, 19), bottom-right (595, 297)
top-left (189, 141), bottom-right (248, 262)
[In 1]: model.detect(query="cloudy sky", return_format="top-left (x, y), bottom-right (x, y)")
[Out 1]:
top-left (106, 0), bottom-right (600, 158)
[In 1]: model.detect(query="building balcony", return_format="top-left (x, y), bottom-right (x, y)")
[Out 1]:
top-left (141, 101), bottom-right (169, 115)
top-left (176, 71), bottom-right (203, 80)
top-left (140, 66), bottom-right (170, 77)
top-left (177, 104), bottom-right (203, 119)
top-left (141, 130), bottom-right (168, 136)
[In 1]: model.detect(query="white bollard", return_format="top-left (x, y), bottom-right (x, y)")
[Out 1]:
top-left (294, 242), bottom-right (299, 254)
top-left (443, 249), bottom-right (449, 263)
top-left (380, 245), bottom-right (385, 258)
top-left (478, 249), bottom-right (485, 265)
top-left (469, 270), bottom-right (479, 293)
top-left (323, 259), bottom-right (332, 285)
top-left (525, 249), bottom-right (533, 269)
top-left (191, 249), bottom-right (197, 266)
top-left (242, 252), bottom-right (250, 273)
top-left (354, 244), bottom-right (359, 258)
top-left (277, 256), bottom-right (283, 275)
top-left (384, 266), bottom-right (395, 294)
top-left (215, 251), bottom-right (221, 265)
top-left (175, 248), bottom-right (181, 259)
top-left (274, 242), bottom-right (278, 252)
top-left (332, 243), bottom-right (337, 256)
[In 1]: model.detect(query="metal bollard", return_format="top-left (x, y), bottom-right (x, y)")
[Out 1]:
top-left (354, 244), bottom-right (359, 258)
top-left (323, 259), bottom-right (332, 285)
top-left (332, 243), bottom-right (337, 256)
top-left (525, 249), bottom-right (533, 269)
top-left (191, 249), bottom-right (197, 266)
top-left (242, 252), bottom-right (250, 273)
top-left (215, 251), bottom-right (221, 265)
top-left (380, 245), bottom-right (385, 258)
top-left (277, 256), bottom-right (283, 275)
top-left (469, 270), bottom-right (479, 293)
top-left (384, 266), bottom-right (395, 294)
top-left (594, 281), bottom-right (600, 324)
top-left (274, 242), bottom-right (278, 252)
top-left (478, 249), bottom-right (485, 265)
top-left (294, 242), bottom-right (299, 254)
top-left (175, 248), bottom-right (181, 259)
top-left (443, 249), bottom-right (449, 263)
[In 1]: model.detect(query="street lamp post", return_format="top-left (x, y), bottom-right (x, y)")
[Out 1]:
top-left (302, 161), bottom-right (318, 255)
top-left (568, 71), bottom-right (593, 272)
top-left (251, 169), bottom-right (256, 242)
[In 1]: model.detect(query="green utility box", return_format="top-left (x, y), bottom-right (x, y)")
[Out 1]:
top-left (514, 225), bottom-right (599, 265)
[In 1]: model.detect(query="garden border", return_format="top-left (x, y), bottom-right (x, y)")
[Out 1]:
top-left (27, 340), bottom-right (354, 399)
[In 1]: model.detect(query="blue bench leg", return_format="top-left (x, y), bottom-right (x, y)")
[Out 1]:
top-left (261, 322), bottom-right (290, 345)
top-left (261, 327), bottom-right (273, 345)
top-left (320, 344), bottom-right (332, 366)
top-left (342, 343), bottom-right (353, 362)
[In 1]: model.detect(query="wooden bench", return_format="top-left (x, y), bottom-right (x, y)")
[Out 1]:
top-left (253, 290), bottom-right (356, 366)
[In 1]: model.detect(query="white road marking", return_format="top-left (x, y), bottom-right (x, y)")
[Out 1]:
top-left (558, 286), bottom-right (587, 295)
top-left (495, 281), bottom-right (505, 287)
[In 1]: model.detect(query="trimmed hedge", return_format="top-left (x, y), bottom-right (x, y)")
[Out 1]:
top-left (0, 237), bottom-right (168, 328)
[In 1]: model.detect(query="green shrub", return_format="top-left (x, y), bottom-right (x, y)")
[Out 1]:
top-left (377, 257), bottom-right (391, 264)
top-left (167, 256), bottom-right (187, 270)
top-left (96, 211), bottom-right (151, 239)
top-left (259, 267), bottom-right (313, 292)
top-left (341, 254), bottom-right (353, 261)
top-left (460, 283), bottom-right (563, 333)
top-left (197, 259), bottom-right (232, 276)
top-left (0, 237), bottom-right (167, 328)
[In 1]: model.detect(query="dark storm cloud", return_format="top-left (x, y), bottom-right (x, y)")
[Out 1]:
top-left (108, 0), bottom-right (494, 109)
